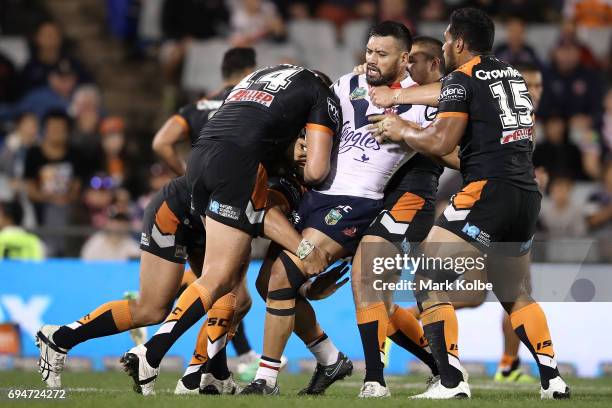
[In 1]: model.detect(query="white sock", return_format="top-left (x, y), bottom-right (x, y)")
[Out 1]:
top-left (307, 333), bottom-right (339, 366)
top-left (254, 356), bottom-right (281, 386)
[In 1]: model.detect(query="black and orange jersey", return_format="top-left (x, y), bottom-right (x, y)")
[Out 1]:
top-left (195, 64), bottom-right (341, 163)
top-left (174, 86), bottom-right (233, 144)
top-left (437, 54), bottom-right (537, 191)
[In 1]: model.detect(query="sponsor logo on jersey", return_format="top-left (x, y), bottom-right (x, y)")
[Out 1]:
top-left (349, 87), bottom-right (367, 100)
top-left (327, 97), bottom-right (340, 124)
top-left (462, 222), bottom-right (491, 247)
top-left (500, 127), bottom-right (533, 144)
top-left (140, 233), bottom-right (149, 246)
top-left (175, 245), bottom-right (187, 259)
top-left (324, 208), bottom-right (343, 225)
top-left (439, 84), bottom-right (467, 102)
top-left (196, 100), bottom-right (223, 111)
top-left (339, 120), bottom-right (380, 154)
top-left (226, 89), bottom-right (274, 107)
top-left (209, 200), bottom-right (240, 220)
top-left (475, 67), bottom-right (521, 81)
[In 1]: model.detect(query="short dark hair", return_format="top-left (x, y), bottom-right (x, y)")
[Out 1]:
top-left (413, 35), bottom-right (445, 70)
top-left (368, 21), bottom-right (413, 52)
top-left (42, 109), bottom-right (72, 130)
top-left (0, 199), bottom-right (24, 225)
top-left (448, 8), bottom-right (495, 54)
top-left (221, 47), bottom-right (256, 79)
top-left (514, 62), bottom-right (541, 75)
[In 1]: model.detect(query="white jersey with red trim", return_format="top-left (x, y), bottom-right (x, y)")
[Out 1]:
top-left (316, 72), bottom-right (432, 200)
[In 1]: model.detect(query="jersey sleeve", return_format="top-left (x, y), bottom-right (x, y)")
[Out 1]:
top-left (305, 85), bottom-right (341, 137)
top-left (174, 104), bottom-right (195, 133)
top-left (436, 72), bottom-right (472, 119)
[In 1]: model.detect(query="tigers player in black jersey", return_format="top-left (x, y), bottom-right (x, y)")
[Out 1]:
top-left (370, 8), bottom-right (569, 399)
top-left (152, 47), bottom-right (256, 175)
top-left (115, 65), bottom-right (339, 395)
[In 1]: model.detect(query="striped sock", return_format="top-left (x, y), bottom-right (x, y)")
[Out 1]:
top-left (255, 355), bottom-right (282, 386)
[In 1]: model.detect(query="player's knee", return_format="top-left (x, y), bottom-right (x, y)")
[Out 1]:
top-left (255, 270), bottom-right (269, 300)
top-left (131, 301), bottom-right (168, 326)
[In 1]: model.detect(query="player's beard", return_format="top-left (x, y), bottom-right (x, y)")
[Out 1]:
top-left (366, 64), bottom-right (400, 87)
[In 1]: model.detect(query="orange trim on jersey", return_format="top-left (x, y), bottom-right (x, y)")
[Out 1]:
top-left (437, 112), bottom-right (469, 119)
top-left (454, 56), bottom-right (481, 77)
top-left (155, 201), bottom-right (180, 235)
top-left (250, 164), bottom-right (269, 211)
top-left (171, 114), bottom-right (190, 133)
top-left (390, 192), bottom-right (426, 223)
top-left (452, 180), bottom-right (488, 210)
top-left (306, 123), bottom-right (334, 136)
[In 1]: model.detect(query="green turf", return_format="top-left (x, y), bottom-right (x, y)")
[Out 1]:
top-left (1, 371), bottom-right (611, 407)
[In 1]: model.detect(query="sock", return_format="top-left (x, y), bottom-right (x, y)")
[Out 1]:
top-left (231, 321), bottom-right (252, 356)
top-left (181, 320), bottom-right (209, 389)
top-left (387, 305), bottom-right (438, 375)
top-left (510, 303), bottom-right (560, 388)
top-left (145, 282), bottom-right (212, 368)
top-left (206, 346), bottom-right (230, 380)
top-left (53, 300), bottom-right (132, 349)
top-left (307, 332), bottom-right (339, 366)
top-left (255, 355), bottom-right (282, 386)
top-left (421, 304), bottom-right (463, 388)
top-left (356, 302), bottom-right (388, 386)
top-left (206, 294), bottom-right (236, 360)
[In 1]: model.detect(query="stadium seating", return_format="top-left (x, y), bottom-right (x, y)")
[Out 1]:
top-left (0, 36), bottom-right (29, 68)
top-left (137, 0), bottom-right (164, 42)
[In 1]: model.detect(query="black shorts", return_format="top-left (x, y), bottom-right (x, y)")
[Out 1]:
top-left (365, 190), bottom-right (436, 253)
top-left (436, 179), bottom-right (541, 256)
top-left (267, 176), bottom-right (306, 215)
top-left (140, 177), bottom-right (206, 264)
top-left (296, 190), bottom-right (383, 254)
top-left (187, 140), bottom-right (268, 237)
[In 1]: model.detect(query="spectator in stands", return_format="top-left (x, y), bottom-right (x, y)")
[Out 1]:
top-left (0, 51), bottom-right (22, 103)
top-left (229, 0), bottom-right (286, 46)
top-left (601, 88), bottom-right (612, 160)
top-left (23, 110), bottom-right (82, 256)
top-left (20, 20), bottom-right (90, 91)
top-left (557, 19), bottom-right (600, 68)
top-left (159, 0), bottom-right (229, 90)
top-left (564, 0), bottom-right (612, 28)
top-left (69, 85), bottom-right (103, 179)
top-left (316, 0), bottom-right (375, 31)
top-left (98, 116), bottom-right (135, 188)
top-left (0, 112), bottom-right (39, 183)
top-left (80, 208), bottom-right (140, 260)
top-left (83, 172), bottom-right (117, 229)
top-left (0, 198), bottom-right (44, 260)
top-left (378, 0), bottom-right (415, 34)
top-left (586, 161), bottom-right (612, 259)
top-left (533, 114), bottom-right (587, 180)
top-left (539, 38), bottom-right (604, 120)
top-left (494, 17), bottom-right (541, 68)
top-left (17, 59), bottom-right (79, 120)
top-left (539, 175), bottom-right (587, 238)
top-left (569, 113), bottom-right (602, 179)
top-left (418, 0), bottom-right (448, 21)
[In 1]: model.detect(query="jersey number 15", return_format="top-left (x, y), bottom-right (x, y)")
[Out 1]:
top-left (489, 80), bottom-right (534, 130)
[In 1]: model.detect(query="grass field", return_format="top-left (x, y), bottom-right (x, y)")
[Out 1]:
top-left (1, 371), bottom-right (611, 407)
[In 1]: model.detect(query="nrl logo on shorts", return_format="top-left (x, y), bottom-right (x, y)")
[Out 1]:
top-left (324, 208), bottom-right (343, 225)
top-left (349, 87), bottom-right (367, 100)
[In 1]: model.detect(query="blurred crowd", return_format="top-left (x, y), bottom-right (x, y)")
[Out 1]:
top-left (0, 0), bottom-right (611, 260)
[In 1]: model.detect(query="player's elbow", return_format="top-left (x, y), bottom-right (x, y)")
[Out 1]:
top-left (303, 164), bottom-right (329, 185)
top-left (151, 133), bottom-right (168, 155)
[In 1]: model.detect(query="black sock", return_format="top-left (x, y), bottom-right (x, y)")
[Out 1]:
top-left (181, 365), bottom-right (204, 389)
top-left (231, 321), bottom-right (252, 356)
top-left (422, 321), bottom-right (463, 388)
top-left (357, 321), bottom-right (386, 386)
top-left (145, 299), bottom-right (206, 368)
top-left (206, 346), bottom-right (230, 380)
top-left (389, 331), bottom-right (439, 376)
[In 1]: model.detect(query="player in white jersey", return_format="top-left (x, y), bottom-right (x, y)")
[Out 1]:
top-left (241, 22), bottom-right (445, 397)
